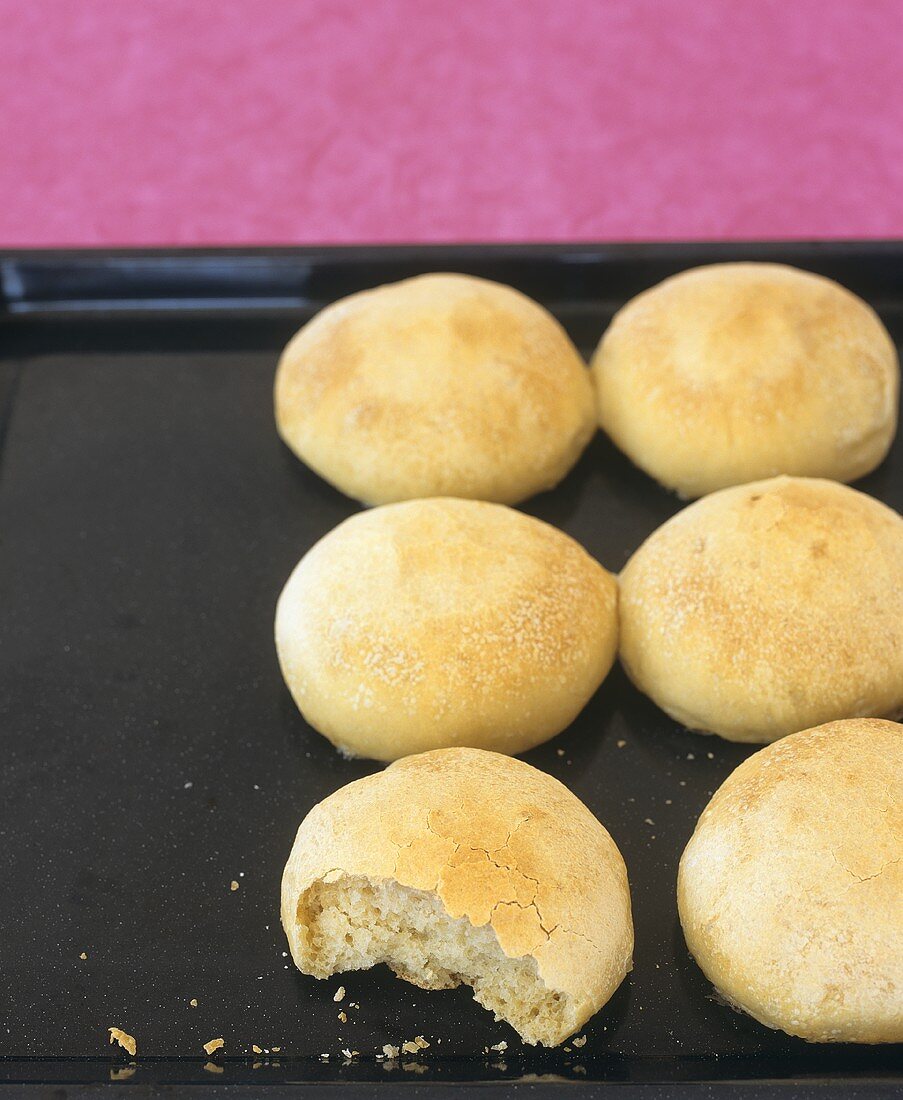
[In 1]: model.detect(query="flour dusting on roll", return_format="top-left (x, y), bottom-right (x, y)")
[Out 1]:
top-left (276, 498), bottom-right (618, 760)
top-left (679, 718), bottom-right (902, 1043)
top-left (619, 476), bottom-right (903, 743)
top-left (275, 273), bottom-right (596, 505)
top-left (592, 263), bottom-right (898, 497)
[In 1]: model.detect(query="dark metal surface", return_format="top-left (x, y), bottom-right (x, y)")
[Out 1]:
top-left (0, 244), bottom-right (900, 1094)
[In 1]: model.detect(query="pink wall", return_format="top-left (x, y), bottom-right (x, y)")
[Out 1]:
top-left (2, 0), bottom-right (902, 246)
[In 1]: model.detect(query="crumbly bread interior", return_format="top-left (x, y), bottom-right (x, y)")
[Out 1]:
top-left (298, 875), bottom-right (575, 1046)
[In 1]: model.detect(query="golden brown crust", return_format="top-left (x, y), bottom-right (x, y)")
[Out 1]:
top-left (281, 748), bottom-right (633, 1036)
top-left (275, 498), bottom-right (619, 760)
top-left (592, 263), bottom-right (899, 497)
top-left (619, 476), bottom-right (903, 742)
top-left (274, 273), bottom-right (596, 505)
top-left (678, 718), bottom-right (903, 1043)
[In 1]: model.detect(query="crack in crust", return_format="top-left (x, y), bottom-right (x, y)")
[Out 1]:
top-left (833, 851), bottom-right (902, 885)
top-left (377, 800), bottom-right (613, 960)
top-left (421, 809), bottom-right (595, 951)
top-left (383, 811), bottom-right (563, 949)
top-left (282, 747), bottom-right (633, 1046)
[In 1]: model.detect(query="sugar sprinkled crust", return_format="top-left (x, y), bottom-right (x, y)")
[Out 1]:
top-left (678, 718), bottom-right (903, 1043)
top-left (276, 498), bottom-right (618, 760)
top-left (281, 748), bottom-right (633, 1046)
top-left (619, 476), bottom-right (903, 742)
top-left (274, 273), bottom-right (596, 506)
top-left (592, 263), bottom-right (899, 497)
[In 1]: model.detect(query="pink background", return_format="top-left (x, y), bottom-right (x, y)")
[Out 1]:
top-left (2, 0), bottom-right (902, 247)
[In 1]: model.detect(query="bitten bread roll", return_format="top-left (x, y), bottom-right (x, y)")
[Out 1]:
top-left (281, 748), bottom-right (633, 1046)
top-left (591, 263), bottom-right (898, 497)
top-left (275, 498), bottom-right (618, 760)
top-left (619, 476), bottom-right (903, 743)
top-left (678, 719), bottom-right (902, 1043)
top-left (274, 273), bottom-right (596, 505)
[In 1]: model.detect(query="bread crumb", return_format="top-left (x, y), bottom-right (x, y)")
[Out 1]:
top-left (319, 1054), bottom-right (330, 1061)
top-left (414, 1035), bottom-right (429, 1049)
top-left (616, 739), bottom-right (626, 748)
top-left (189, 999), bottom-right (198, 1007)
top-left (349, 1002), bottom-right (359, 1009)
top-left (252, 1044), bottom-right (263, 1054)
top-left (203, 1038), bottom-right (224, 1055)
top-left (556, 748), bottom-right (565, 756)
top-left (644, 818), bottom-right (655, 826)
top-left (490, 1040), bottom-right (507, 1052)
top-left (230, 880), bottom-right (239, 891)
top-left (271, 1046), bottom-right (281, 1052)
top-left (382, 1044), bottom-right (399, 1058)
top-left (341, 1048), bottom-right (355, 1059)
top-left (203, 1062), bottom-right (223, 1074)
top-left (665, 799), bottom-right (672, 805)
top-left (108, 1028), bottom-right (137, 1056)
top-left (79, 952), bottom-right (88, 960)
top-left (109, 1066), bottom-right (135, 1081)
top-left (679, 780), bottom-right (687, 786)
top-left (401, 1041), bottom-right (418, 1054)
top-left (338, 1011), bottom-right (347, 1023)
top-left (707, 751), bottom-right (714, 759)
top-left (572, 1035), bottom-right (586, 1047)
top-left (686, 753), bottom-right (695, 760)
top-left (333, 986), bottom-right (345, 1002)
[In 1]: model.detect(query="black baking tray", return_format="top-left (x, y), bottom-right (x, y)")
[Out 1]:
top-left (0, 243), bottom-right (901, 1099)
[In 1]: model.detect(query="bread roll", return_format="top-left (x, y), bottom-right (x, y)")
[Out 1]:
top-left (619, 476), bottom-right (903, 742)
top-left (591, 263), bottom-right (898, 497)
top-left (678, 718), bottom-right (902, 1043)
top-left (275, 498), bottom-right (618, 760)
top-left (281, 748), bottom-right (633, 1046)
top-left (275, 273), bottom-right (596, 505)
